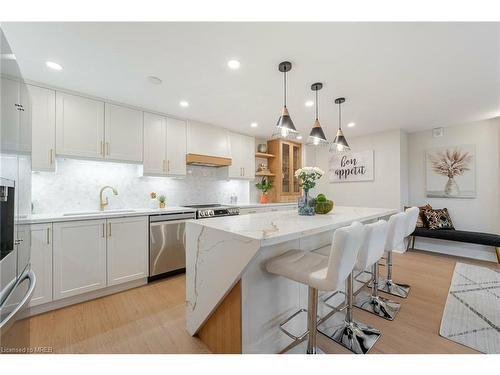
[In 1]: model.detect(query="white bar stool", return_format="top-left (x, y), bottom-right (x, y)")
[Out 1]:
top-left (376, 208), bottom-right (418, 298)
top-left (353, 220), bottom-right (402, 320)
top-left (265, 222), bottom-right (366, 354)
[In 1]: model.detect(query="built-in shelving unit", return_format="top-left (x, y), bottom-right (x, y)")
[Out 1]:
top-left (255, 152), bottom-right (275, 159)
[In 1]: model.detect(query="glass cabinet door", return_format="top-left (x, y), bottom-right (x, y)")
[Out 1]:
top-left (292, 144), bottom-right (300, 193)
top-left (281, 142), bottom-right (290, 193)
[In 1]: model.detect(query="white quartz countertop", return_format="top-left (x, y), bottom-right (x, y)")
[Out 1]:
top-left (228, 202), bottom-right (297, 209)
top-left (191, 206), bottom-right (398, 246)
top-left (20, 206), bottom-right (196, 224)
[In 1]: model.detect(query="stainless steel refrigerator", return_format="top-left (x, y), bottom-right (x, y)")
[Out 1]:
top-left (0, 27), bottom-right (35, 353)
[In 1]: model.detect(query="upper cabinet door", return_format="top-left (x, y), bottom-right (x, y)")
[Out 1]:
top-left (228, 132), bottom-right (243, 178)
top-left (143, 112), bottom-right (167, 176)
top-left (166, 117), bottom-right (186, 176)
top-left (56, 92), bottom-right (104, 159)
top-left (28, 85), bottom-right (56, 172)
top-left (228, 132), bottom-right (255, 179)
top-left (242, 134), bottom-right (255, 179)
top-left (1, 76), bottom-right (21, 152)
top-left (187, 121), bottom-right (230, 158)
top-left (104, 103), bottom-right (143, 163)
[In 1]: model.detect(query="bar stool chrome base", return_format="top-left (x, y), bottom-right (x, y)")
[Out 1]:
top-left (376, 278), bottom-right (410, 298)
top-left (318, 319), bottom-right (381, 354)
top-left (353, 290), bottom-right (400, 321)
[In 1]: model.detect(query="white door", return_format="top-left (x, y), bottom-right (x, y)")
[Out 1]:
top-left (1, 77), bottom-right (20, 152)
top-left (143, 112), bottom-right (167, 176)
top-left (56, 92), bottom-right (105, 159)
top-left (28, 85), bottom-right (56, 172)
top-left (53, 219), bottom-right (106, 300)
top-left (104, 103), bottom-right (143, 162)
top-left (166, 117), bottom-right (186, 176)
top-left (29, 223), bottom-right (53, 307)
top-left (106, 216), bottom-right (148, 286)
top-left (242, 134), bottom-right (255, 179)
top-left (228, 132), bottom-right (243, 178)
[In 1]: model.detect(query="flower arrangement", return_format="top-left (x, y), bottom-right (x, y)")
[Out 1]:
top-left (429, 149), bottom-right (472, 178)
top-left (294, 167), bottom-right (324, 190)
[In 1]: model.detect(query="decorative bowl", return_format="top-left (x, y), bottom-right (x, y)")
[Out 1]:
top-left (315, 200), bottom-right (334, 214)
top-left (257, 144), bottom-right (267, 153)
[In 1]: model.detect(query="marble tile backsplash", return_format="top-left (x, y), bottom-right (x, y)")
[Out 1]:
top-left (31, 158), bottom-right (250, 214)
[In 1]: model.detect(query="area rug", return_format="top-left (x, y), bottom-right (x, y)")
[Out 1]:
top-left (439, 262), bottom-right (500, 353)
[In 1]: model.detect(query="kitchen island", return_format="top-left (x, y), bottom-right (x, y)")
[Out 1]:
top-left (185, 206), bottom-right (398, 353)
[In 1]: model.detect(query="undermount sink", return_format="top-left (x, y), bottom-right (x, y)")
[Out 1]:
top-left (62, 209), bottom-right (136, 216)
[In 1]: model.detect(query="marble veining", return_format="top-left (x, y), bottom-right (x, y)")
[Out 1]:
top-left (31, 158), bottom-right (249, 214)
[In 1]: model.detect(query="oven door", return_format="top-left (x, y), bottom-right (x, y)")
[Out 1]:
top-left (0, 268), bottom-right (36, 353)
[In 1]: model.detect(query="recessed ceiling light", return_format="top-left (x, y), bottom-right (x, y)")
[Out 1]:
top-left (296, 135), bottom-right (303, 140)
top-left (147, 76), bottom-right (162, 85)
top-left (347, 122), bottom-right (356, 128)
top-left (227, 60), bottom-right (241, 70)
top-left (179, 101), bottom-right (189, 108)
top-left (46, 61), bottom-right (62, 71)
top-left (250, 122), bottom-right (258, 128)
top-left (305, 100), bottom-right (314, 107)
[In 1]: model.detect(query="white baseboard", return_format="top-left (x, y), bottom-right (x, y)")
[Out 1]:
top-left (22, 278), bottom-right (148, 319)
top-left (411, 237), bottom-right (497, 263)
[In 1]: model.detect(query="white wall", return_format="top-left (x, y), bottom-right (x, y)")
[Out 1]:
top-left (314, 129), bottom-right (408, 210)
top-left (31, 158), bottom-right (249, 214)
top-left (408, 117), bottom-right (500, 261)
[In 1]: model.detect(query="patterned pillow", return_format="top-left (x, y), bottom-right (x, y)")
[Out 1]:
top-left (405, 204), bottom-right (432, 228)
top-left (423, 208), bottom-right (455, 230)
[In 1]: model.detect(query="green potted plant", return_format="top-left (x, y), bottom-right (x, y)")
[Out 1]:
top-left (255, 177), bottom-right (273, 204)
top-left (158, 195), bottom-right (166, 209)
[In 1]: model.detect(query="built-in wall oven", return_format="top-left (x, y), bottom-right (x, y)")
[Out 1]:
top-left (149, 211), bottom-right (196, 280)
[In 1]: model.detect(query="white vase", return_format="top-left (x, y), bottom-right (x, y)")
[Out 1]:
top-left (444, 177), bottom-right (459, 196)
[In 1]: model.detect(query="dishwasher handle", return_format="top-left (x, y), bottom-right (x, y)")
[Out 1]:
top-left (149, 212), bottom-right (195, 223)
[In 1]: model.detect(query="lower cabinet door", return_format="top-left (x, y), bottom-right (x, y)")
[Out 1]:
top-left (53, 219), bottom-right (107, 300)
top-left (29, 223), bottom-right (53, 307)
top-left (106, 216), bottom-right (148, 286)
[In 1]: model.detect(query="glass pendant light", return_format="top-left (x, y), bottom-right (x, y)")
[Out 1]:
top-left (272, 61), bottom-right (299, 139)
top-left (330, 97), bottom-right (351, 153)
top-left (307, 82), bottom-right (328, 146)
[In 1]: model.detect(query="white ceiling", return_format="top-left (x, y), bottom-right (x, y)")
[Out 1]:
top-left (2, 22), bottom-right (499, 140)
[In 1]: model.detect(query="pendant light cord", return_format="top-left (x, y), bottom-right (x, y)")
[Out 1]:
top-left (338, 101), bottom-right (342, 130)
top-left (315, 89), bottom-right (319, 120)
top-left (283, 71), bottom-right (287, 108)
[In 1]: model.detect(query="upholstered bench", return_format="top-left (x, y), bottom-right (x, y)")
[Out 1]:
top-left (409, 227), bottom-right (500, 263)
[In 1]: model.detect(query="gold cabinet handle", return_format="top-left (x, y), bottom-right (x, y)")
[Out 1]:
top-left (167, 160), bottom-right (170, 172)
top-left (108, 222), bottom-right (112, 237)
top-left (106, 142), bottom-right (110, 156)
top-left (100, 141), bottom-right (104, 156)
top-left (46, 227), bottom-right (50, 244)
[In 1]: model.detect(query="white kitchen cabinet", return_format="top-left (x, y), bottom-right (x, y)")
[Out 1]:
top-left (106, 216), bottom-right (148, 286)
top-left (28, 85), bottom-right (56, 172)
top-left (29, 223), bottom-right (53, 307)
top-left (187, 120), bottom-right (230, 158)
top-left (228, 132), bottom-right (255, 179)
top-left (166, 117), bottom-right (187, 176)
top-left (56, 92), bottom-right (105, 159)
top-left (53, 219), bottom-right (107, 300)
top-left (143, 112), bottom-right (167, 176)
top-left (104, 103), bottom-right (143, 162)
top-left (1, 76), bottom-right (31, 153)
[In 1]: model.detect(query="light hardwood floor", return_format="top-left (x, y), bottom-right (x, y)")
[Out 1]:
top-left (27, 249), bottom-right (499, 354)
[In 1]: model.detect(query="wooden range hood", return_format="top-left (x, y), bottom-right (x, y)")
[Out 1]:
top-left (186, 153), bottom-right (232, 167)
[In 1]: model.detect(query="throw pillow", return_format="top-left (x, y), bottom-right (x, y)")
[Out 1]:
top-left (423, 208), bottom-right (455, 230)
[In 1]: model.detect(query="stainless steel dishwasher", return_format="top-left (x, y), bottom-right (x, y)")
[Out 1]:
top-left (149, 211), bottom-right (196, 280)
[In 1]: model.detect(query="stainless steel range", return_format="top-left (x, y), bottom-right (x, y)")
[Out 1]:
top-left (184, 204), bottom-right (240, 219)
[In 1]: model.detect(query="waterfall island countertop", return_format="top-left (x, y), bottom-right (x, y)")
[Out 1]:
top-left (185, 206), bottom-right (398, 353)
